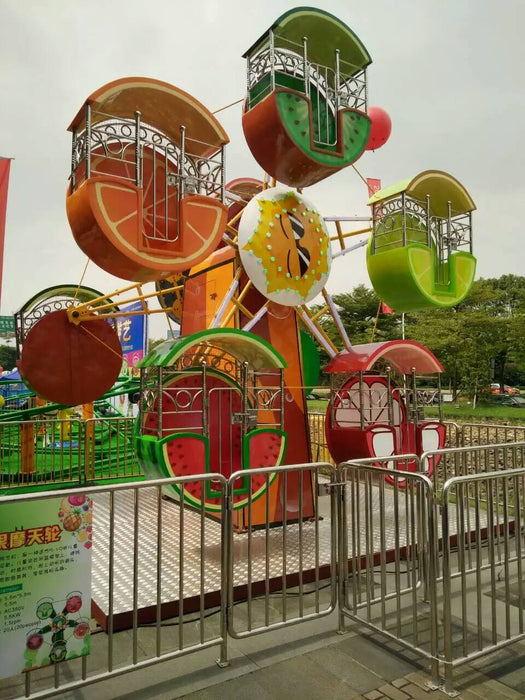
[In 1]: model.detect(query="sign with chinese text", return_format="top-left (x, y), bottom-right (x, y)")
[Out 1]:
top-left (0, 315), bottom-right (14, 333)
top-left (0, 494), bottom-right (93, 678)
top-left (116, 301), bottom-right (148, 377)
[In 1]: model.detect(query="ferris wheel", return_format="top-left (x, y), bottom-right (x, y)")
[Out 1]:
top-left (16, 7), bottom-right (476, 514)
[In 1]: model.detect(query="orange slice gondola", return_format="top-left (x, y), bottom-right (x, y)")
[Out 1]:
top-left (66, 77), bottom-right (229, 282)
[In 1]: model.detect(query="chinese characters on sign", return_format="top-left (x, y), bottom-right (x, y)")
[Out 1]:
top-left (0, 494), bottom-right (92, 678)
top-left (0, 315), bottom-right (14, 333)
top-left (115, 301), bottom-right (148, 377)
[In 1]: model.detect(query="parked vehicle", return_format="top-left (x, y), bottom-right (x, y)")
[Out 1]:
top-left (495, 395), bottom-right (525, 408)
top-left (483, 383), bottom-right (520, 395)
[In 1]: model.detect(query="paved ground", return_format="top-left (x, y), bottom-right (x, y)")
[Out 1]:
top-left (2, 603), bottom-right (525, 700)
top-left (175, 625), bottom-right (525, 700)
top-left (52, 612), bottom-right (525, 700)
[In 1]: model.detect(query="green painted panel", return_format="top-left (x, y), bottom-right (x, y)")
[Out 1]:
top-left (300, 330), bottom-right (320, 392)
top-left (138, 328), bottom-right (286, 371)
top-left (367, 240), bottom-right (477, 312)
top-left (244, 7), bottom-right (372, 74)
top-left (276, 91), bottom-right (370, 166)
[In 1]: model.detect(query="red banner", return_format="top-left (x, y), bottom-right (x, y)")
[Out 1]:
top-left (380, 301), bottom-right (393, 315)
top-left (0, 159), bottom-right (11, 307)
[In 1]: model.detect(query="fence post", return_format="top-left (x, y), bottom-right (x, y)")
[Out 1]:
top-left (21, 422), bottom-right (35, 475)
top-left (337, 464), bottom-right (347, 634)
top-left (426, 478), bottom-right (440, 690)
top-left (217, 484), bottom-right (231, 667)
top-left (441, 482), bottom-right (455, 694)
top-left (83, 419), bottom-right (95, 483)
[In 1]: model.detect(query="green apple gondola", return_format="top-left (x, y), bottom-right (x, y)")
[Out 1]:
top-left (366, 170), bottom-right (477, 311)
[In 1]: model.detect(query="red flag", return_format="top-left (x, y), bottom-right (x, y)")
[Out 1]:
top-left (366, 177), bottom-right (381, 198)
top-left (367, 177), bottom-right (382, 221)
top-left (381, 301), bottom-right (393, 315)
top-left (0, 158), bottom-right (11, 307)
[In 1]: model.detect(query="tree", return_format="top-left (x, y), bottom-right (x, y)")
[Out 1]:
top-left (314, 284), bottom-right (401, 349)
top-left (406, 276), bottom-right (525, 398)
top-left (307, 285), bottom-right (401, 379)
top-left (0, 345), bottom-right (17, 372)
top-left (458, 275), bottom-right (525, 390)
top-left (308, 276), bottom-right (525, 398)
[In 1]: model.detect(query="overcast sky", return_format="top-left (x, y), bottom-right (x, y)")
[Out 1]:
top-left (0, 0), bottom-right (523, 339)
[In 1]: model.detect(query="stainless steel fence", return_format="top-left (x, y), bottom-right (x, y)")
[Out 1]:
top-left (227, 463), bottom-right (337, 639)
top-left (443, 420), bottom-right (461, 448)
top-left (0, 474), bottom-right (229, 699)
top-left (0, 474), bottom-right (226, 698)
top-left (423, 442), bottom-right (525, 693)
top-left (3, 433), bottom-right (525, 697)
top-left (460, 422), bottom-right (525, 446)
top-left (337, 456), bottom-right (440, 688)
top-left (441, 467), bottom-right (525, 694)
top-left (0, 463), bottom-right (336, 699)
top-left (340, 442), bottom-right (525, 693)
top-left (423, 440), bottom-right (525, 498)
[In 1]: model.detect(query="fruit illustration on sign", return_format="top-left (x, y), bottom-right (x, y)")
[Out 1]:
top-left (26, 592), bottom-right (89, 666)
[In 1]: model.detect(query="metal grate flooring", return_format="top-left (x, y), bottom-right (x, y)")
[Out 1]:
top-left (91, 483), bottom-right (486, 617)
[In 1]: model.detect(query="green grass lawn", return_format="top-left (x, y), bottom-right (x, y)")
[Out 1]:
top-left (307, 399), bottom-right (525, 425)
top-left (308, 399), bottom-right (330, 413)
top-left (425, 403), bottom-right (525, 424)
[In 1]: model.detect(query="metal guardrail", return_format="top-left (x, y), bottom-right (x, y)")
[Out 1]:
top-left (0, 417), bottom-right (139, 490)
top-left (423, 441), bottom-right (525, 500)
top-left (7, 415), bottom-right (518, 492)
top-left (227, 462), bottom-right (337, 639)
top-left (441, 467), bottom-right (525, 694)
top-left (341, 443), bottom-right (525, 694)
top-left (83, 417), bottom-right (139, 481)
top-left (0, 419), bottom-right (83, 488)
top-left (0, 463), bottom-right (335, 699)
top-left (443, 420), bottom-right (461, 448)
top-left (337, 456), bottom-right (440, 688)
top-left (308, 412), bottom-right (333, 464)
top-left (2, 424), bottom-right (525, 696)
top-left (0, 474), bottom-right (229, 699)
top-left (460, 422), bottom-right (525, 447)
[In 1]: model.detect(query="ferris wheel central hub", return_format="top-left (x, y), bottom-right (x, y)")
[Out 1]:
top-left (67, 308), bottom-right (82, 325)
